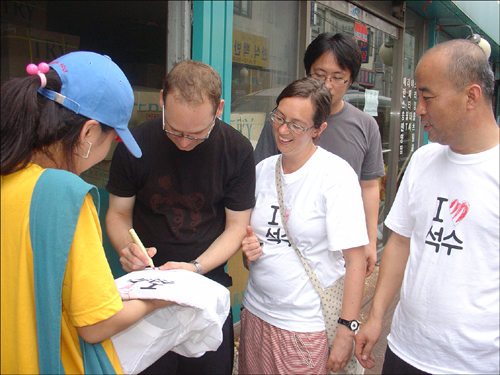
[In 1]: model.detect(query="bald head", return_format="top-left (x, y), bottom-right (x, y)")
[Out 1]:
top-left (421, 39), bottom-right (494, 101)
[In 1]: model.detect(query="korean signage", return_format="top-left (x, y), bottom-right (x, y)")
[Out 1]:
top-left (233, 30), bottom-right (269, 68)
top-left (354, 22), bottom-right (367, 43)
top-left (359, 68), bottom-right (376, 87)
top-left (348, 4), bottom-right (360, 19)
top-left (400, 77), bottom-right (418, 155)
top-left (359, 29), bottom-right (370, 64)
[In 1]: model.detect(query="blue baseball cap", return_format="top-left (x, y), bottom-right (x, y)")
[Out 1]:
top-left (38, 51), bottom-right (142, 158)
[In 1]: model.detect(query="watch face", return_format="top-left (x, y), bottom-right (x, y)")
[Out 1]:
top-left (350, 321), bottom-right (359, 331)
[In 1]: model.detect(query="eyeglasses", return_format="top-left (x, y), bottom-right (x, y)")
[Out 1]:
top-left (270, 110), bottom-right (315, 134)
top-left (162, 105), bottom-right (216, 141)
top-left (309, 73), bottom-right (350, 86)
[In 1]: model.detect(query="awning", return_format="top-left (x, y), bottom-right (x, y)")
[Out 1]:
top-left (407, 0), bottom-right (499, 63)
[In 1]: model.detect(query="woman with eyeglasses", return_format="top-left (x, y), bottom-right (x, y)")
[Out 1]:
top-left (255, 33), bottom-right (385, 281)
top-left (238, 77), bottom-right (368, 374)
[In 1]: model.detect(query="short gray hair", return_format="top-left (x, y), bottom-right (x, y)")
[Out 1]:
top-left (431, 39), bottom-right (494, 100)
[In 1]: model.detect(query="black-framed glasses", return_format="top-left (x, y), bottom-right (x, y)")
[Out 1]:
top-left (162, 104), bottom-right (216, 141)
top-left (270, 109), bottom-right (315, 134)
top-left (309, 73), bottom-right (350, 86)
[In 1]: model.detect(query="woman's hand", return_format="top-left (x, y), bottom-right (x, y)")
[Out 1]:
top-left (326, 325), bottom-right (355, 373)
top-left (241, 226), bottom-right (262, 268)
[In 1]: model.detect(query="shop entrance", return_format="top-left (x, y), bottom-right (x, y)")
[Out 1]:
top-left (311, 1), bottom-right (402, 253)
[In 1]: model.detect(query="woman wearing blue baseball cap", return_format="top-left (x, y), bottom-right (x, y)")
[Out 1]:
top-left (1, 51), bottom-right (168, 374)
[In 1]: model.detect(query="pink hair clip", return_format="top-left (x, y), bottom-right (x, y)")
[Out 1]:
top-left (26, 62), bottom-right (50, 88)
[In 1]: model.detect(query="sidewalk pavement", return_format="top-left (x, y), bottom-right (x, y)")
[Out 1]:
top-left (232, 264), bottom-right (399, 375)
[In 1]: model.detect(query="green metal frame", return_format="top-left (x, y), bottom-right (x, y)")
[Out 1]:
top-left (192, 1), bottom-right (233, 124)
top-left (192, 1), bottom-right (241, 322)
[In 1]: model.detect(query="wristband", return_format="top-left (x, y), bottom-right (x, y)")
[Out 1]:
top-left (190, 260), bottom-right (202, 274)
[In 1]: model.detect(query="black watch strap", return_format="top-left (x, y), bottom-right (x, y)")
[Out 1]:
top-left (337, 317), bottom-right (360, 331)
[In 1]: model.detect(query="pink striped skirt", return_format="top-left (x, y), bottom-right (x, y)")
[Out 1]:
top-left (238, 307), bottom-right (330, 374)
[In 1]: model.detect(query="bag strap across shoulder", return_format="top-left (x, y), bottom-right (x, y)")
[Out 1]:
top-left (274, 156), bottom-right (326, 296)
top-left (29, 168), bottom-right (115, 374)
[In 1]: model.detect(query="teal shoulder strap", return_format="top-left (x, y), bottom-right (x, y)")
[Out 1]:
top-left (30, 169), bottom-right (116, 374)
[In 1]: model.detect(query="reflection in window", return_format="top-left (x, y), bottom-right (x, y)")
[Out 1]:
top-left (234, 1), bottom-right (252, 18)
top-left (231, 2), bottom-right (299, 148)
top-left (311, 2), bottom-right (395, 249)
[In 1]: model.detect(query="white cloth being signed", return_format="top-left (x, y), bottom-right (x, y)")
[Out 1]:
top-left (111, 269), bottom-right (230, 374)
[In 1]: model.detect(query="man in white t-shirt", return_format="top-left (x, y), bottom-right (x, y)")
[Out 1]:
top-left (354, 39), bottom-right (499, 374)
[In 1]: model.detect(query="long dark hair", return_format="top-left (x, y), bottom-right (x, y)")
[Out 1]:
top-left (1, 69), bottom-right (111, 175)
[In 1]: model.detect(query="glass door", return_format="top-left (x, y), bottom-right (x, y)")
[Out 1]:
top-left (311, 2), bottom-right (397, 252)
top-left (231, 1), bottom-right (300, 148)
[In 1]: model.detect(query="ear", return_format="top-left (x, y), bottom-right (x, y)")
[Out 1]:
top-left (216, 99), bottom-right (225, 118)
top-left (79, 120), bottom-right (100, 142)
top-left (311, 122), bottom-right (327, 142)
top-left (314, 121), bottom-right (328, 137)
top-left (465, 84), bottom-right (481, 110)
top-left (159, 89), bottom-right (164, 107)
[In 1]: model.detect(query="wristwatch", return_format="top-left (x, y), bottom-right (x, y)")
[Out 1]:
top-left (337, 317), bottom-right (360, 331)
top-left (190, 260), bottom-right (202, 274)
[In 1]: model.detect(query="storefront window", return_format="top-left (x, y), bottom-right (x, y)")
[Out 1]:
top-left (228, 1), bottom-right (300, 322)
top-left (234, 1), bottom-right (252, 18)
top-left (1, 1), bottom-right (168, 147)
top-left (1, 1), bottom-right (167, 89)
top-left (231, 1), bottom-right (300, 148)
top-left (1, 1), bottom-right (168, 276)
top-left (398, 8), bottom-right (425, 179)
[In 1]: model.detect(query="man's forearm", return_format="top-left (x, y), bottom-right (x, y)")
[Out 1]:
top-left (195, 208), bottom-right (251, 274)
top-left (368, 232), bottom-right (410, 321)
top-left (106, 211), bottom-right (134, 255)
top-left (196, 223), bottom-right (247, 273)
top-left (105, 194), bottom-right (136, 256)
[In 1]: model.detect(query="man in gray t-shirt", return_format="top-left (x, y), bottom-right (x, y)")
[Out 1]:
top-left (254, 32), bottom-right (385, 277)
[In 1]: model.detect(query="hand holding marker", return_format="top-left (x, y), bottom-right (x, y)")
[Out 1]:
top-left (128, 228), bottom-right (156, 270)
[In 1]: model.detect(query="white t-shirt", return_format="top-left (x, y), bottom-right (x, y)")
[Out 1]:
top-left (385, 143), bottom-right (500, 374)
top-left (111, 269), bottom-right (230, 374)
top-left (243, 147), bottom-right (368, 332)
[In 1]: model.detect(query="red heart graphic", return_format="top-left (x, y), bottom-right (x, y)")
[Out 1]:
top-left (449, 199), bottom-right (469, 226)
top-left (284, 205), bottom-right (292, 223)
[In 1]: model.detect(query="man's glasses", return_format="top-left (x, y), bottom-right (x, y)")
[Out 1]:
top-left (270, 110), bottom-right (315, 134)
top-left (309, 73), bottom-right (350, 86)
top-left (162, 105), bottom-right (216, 141)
